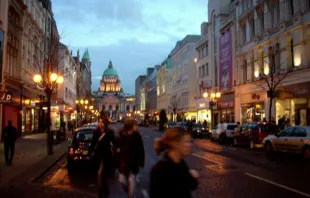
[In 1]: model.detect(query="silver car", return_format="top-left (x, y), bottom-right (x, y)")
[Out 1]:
top-left (263, 126), bottom-right (310, 160)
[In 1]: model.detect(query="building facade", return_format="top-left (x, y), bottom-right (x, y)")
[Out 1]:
top-left (235, 0), bottom-right (310, 126)
top-left (57, 43), bottom-right (77, 128)
top-left (168, 35), bottom-right (201, 122)
top-left (94, 61), bottom-right (123, 121)
top-left (0, 0), bottom-right (10, 139)
top-left (146, 66), bottom-right (159, 121)
top-left (156, 56), bottom-right (172, 117)
top-left (135, 75), bottom-right (146, 111)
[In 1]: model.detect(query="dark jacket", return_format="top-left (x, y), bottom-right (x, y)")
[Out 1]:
top-left (2, 125), bottom-right (17, 143)
top-left (149, 153), bottom-right (198, 198)
top-left (116, 130), bottom-right (145, 175)
top-left (93, 127), bottom-right (116, 165)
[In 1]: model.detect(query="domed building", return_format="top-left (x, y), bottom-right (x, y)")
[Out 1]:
top-left (94, 61), bottom-right (136, 121)
top-left (100, 61), bottom-right (121, 92)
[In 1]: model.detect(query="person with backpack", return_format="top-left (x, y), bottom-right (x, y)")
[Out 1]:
top-left (149, 126), bottom-right (199, 198)
top-left (93, 118), bottom-right (116, 198)
top-left (116, 120), bottom-right (145, 198)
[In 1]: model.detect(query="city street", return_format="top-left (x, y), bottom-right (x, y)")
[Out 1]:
top-left (1, 124), bottom-right (310, 198)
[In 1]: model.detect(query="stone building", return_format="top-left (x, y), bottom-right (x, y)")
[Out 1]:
top-left (235, 0), bottom-right (310, 126)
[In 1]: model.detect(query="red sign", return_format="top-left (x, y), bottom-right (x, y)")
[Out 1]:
top-left (252, 93), bottom-right (260, 100)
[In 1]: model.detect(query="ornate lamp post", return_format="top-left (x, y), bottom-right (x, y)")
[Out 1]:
top-left (33, 73), bottom-right (64, 155)
top-left (203, 90), bottom-right (221, 129)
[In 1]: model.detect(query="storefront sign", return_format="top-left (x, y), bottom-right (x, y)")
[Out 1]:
top-left (218, 93), bottom-right (234, 109)
top-left (219, 29), bottom-right (233, 91)
top-left (218, 101), bottom-right (234, 108)
top-left (0, 92), bottom-right (12, 104)
top-left (279, 81), bottom-right (310, 98)
top-left (251, 93), bottom-right (260, 100)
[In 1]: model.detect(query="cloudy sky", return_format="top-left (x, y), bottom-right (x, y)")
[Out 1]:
top-left (52, 0), bottom-right (208, 94)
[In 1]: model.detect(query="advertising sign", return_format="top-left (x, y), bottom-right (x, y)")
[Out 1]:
top-left (0, 92), bottom-right (12, 104)
top-left (219, 30), bottom-right (233, 91)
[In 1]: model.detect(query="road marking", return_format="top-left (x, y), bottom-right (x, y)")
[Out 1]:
top-left (141, 189), bottom-right (149, 198)
top-left (192, 153), bottom-right (222, 165)
top-left (245, 173), bottom-right (310, 197)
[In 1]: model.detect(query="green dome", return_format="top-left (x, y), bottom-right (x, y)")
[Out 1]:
top-left (103, 61), bottom-right (118, 76)
top-left (82, 48), bottom-right (90, 60)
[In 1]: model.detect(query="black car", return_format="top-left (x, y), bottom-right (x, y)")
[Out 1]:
top-left (67, 127), bottom-right (97, 170)
top-left (192, 124), bottom-right (209, 138)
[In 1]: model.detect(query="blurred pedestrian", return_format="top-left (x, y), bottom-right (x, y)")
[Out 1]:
top-left (149, 127), bottom-right (199, 198)
top-left (116, 120), bottom-right (145, 198)
top-left (1, 120), bottom-right (17, 165)
top-left (93, 118), bottom-right (116, 198)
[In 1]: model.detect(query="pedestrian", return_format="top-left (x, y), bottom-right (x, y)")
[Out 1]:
top-left (93, 118), bottom-right (116, 198)
top-left (116, 120), bottom-right (145, 198)
top-left (1, 120), bottom-right (17, 165)
top-left (149, 126), bottom-right (199, 198)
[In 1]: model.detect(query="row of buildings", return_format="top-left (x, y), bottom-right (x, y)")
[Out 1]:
top-left (0, 0), bottom-right (92, 138)
top-left (135, 0), bottom-right (310, 128)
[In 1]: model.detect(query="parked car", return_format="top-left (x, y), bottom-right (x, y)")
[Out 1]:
top-left (192, 123), bottom-right (209, 138)
top-left (67, 127), bottom-right (97, 171)
top-left (263, 126), bottom-right (310, 160)
top-left (164, 121), bottom-right (177, 130)
top-left (176, 122), bottom-right (189, 130)
top-left (211, 123), bottom-right (238, 144)
top-left (233, 122), bottom-right (278, 149)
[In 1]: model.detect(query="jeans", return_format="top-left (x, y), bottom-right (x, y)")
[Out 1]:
top-left (119, 173), bottom-right (136, 198)
top-left (4, 141), bottom-right (15, 164)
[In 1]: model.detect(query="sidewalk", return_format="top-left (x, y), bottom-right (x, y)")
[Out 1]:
top-left (0, 133), bottom-right (68, 186)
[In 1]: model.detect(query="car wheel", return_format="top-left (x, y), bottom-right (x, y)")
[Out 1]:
top-left (210, 136), bottom-right (214, 142)
top-left (219, 134), bottom-right (225, 145)
top-left (249, 140), bottom-right (255, 150)
top-left (233, 138), bottom-right (238, 147)
top-left (302, 146), bottom-right (310, 161)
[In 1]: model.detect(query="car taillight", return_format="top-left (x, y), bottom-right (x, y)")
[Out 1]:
top-left (69, 147), bottom-right (74, 156)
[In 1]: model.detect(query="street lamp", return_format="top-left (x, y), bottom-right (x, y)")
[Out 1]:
top-left (203, 90), bottom-right (221, 129)
top-left (33, 72), bottom-right (64, 155)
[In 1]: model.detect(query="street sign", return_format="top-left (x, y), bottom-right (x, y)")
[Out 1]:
top-left (0, 92), bottom-right (12, 104)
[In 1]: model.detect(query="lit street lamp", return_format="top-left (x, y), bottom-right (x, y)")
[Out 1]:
top-left (203, 90), bottom-right (221, 129)
top-left (33, 72), bottom-right (64, 155)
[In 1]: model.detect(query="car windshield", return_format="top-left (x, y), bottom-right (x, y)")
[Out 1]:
top-left (75, 129), bottom-right (94, 142)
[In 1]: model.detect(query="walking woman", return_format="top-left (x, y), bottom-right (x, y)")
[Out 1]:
top-left (94, 118), bottom-right (116, 198)
top-left (116, 120), bottom-right (145, 198)
top-left (149, 127), bottom-right (199, 198)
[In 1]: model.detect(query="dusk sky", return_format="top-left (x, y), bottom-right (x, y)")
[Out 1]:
top-left (52, 0), bottom-right (208, 94)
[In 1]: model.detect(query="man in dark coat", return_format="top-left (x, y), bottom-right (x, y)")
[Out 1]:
top-left (2, 120), bottom-right (17, 165)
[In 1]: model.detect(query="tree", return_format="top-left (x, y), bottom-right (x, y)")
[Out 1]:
top-left (159, 109), bottom-right (168, 131)
top-left (254, 43), bottom-right (293, 122)
top-left (169, 96), bottom-right (179, 122)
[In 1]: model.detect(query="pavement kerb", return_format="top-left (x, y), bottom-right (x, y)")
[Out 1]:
top-left (30, 151), bottom-right (66, 183)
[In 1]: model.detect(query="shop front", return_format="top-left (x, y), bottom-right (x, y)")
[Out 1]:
top-left (218, 93), bottom-right (235, 123)
top-left (276, 81), bottom-right (310, 126)
top-left (241, 92), bottom-right (267, 123)
top-left (195, 98), bottom-right (211, 126)
top-left (2, 91), bottom-right (20, 137)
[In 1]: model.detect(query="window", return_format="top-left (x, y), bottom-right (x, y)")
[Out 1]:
top-left (202, 65), bottom-right (205, 76)
top-left (279, 127), bottom-right (294, 136)
top-left (243, 59), bottom-right (247, 83)
top-left (259, 12), bottom-right (264, 34)
top-left (206, 63), bottom-right (209, 76)
top-left (291, 127), bottom-right (307, 137)
top-left (205, 44), bottom-right (208, 56)
top-left (242, 26), bottom-right (247, 44)
top-left (199, 66), bottom-right (202, 78)
top-left (289, 0), bottom-right (294, 16)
